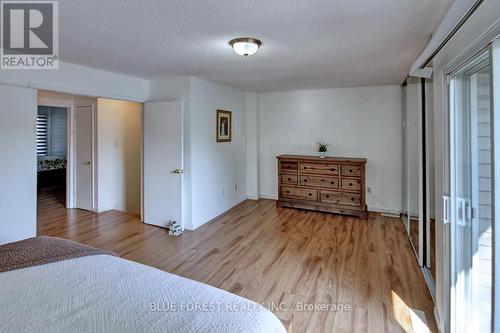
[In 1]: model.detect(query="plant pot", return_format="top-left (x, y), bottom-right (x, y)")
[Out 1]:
top-left (319, 151), bottom-right (326, 159)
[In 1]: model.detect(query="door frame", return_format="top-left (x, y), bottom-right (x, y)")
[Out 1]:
top-left (445, 45), bottom-right (494, 333)
top-left (37, 95), bottom-right (97, 212)
top-left (402, 77), bottom-right (425, 267)
top-left (37, 98), bottom-right (74, 209)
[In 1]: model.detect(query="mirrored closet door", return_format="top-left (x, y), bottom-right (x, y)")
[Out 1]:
top-left (403, 77), bottom-right (424, 266)
top-left (402, 75), bottom-right (436, 294)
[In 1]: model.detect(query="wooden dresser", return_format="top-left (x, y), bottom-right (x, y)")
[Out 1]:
top-left (276, 155), bottom-right (368, 218)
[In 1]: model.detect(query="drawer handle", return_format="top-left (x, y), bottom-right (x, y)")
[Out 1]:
top-left (308, 193), bottom-right (312, 196)
top-left (321, 179), bottom-right (325, 182)
top-left (330, 169), bottom-right (335, 171)
top-left (331, 182), bottom-right (334, 185)
top-left (349, 182), bottom-right (353, 186)
top-left (288, 178), bottom-right (292, 181)
top-left (349, 170), bottom-right (353, 173)
top-left (326, 195), bottom-right (330, 198)
top-left (304, 179), bottom-right (308, 182)
top-left (304, 167), bottom-right (308, 170)
top-left (351, 197), bottom-right (355, 201)
top-left (286, 191), bottom-right (290, 194)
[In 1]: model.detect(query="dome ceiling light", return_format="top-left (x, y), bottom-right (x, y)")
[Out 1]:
top-left (229, 38), bottom-right (262, 57)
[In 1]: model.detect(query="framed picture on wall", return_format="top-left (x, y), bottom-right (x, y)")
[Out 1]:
top-left (216, 109), bottom-right (232, 142)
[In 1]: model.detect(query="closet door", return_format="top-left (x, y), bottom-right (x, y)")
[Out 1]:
top-left (403, 78), bottom-right (424, 266)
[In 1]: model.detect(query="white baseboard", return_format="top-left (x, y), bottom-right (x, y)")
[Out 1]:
top-left (259, 194), bottom-right (278, 200)
top-left (190, 197), bottom-right (247, 230)
top-left (247, 195), bottom-right (402, 215)
top-left (367, 206), bottom-right (402, 216)
top-left (246, 195), bottom-right (259, 200)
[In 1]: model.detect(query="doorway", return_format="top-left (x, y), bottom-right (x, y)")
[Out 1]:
top-left (36, 105), bottom-right (70, 209)
top-left (36, 91), bottom-right (96, 215)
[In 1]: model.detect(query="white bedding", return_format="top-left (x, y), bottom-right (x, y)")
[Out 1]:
top-left (0, 255), bottom-right (286, 333)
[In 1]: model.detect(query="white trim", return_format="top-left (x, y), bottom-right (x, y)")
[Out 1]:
top-left (37, 98), bottom-right (73, 209)
top-left (491, 37), bottom-right (500, 333)
top-left (141, 106), bottom-right (145, 222)
top-left (91, 104), bottom-right (97, 212)
top-left (68, 106), bottom-right (75, 209)
top-left (410, 0), bottom-right (482, 73)
top-left (434, 306), bottom-right (442, 333)
top-left (259, 194), bottom-right (277, 200)
top-left (418, 80), bottom-right (425, 266)
top-left (443, 18), bottom-right (500, 76)
top-left (249, 194), bottom-right (401, 215)
top-left (367, 206), bottom-right (401, 215)
top-left (189, 197), bottom-right (247, 230)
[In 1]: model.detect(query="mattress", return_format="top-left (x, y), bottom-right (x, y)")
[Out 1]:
top-left (0, 254), bottom-right (286, 333)
top-left (37, 156), bottom-right (67, 172)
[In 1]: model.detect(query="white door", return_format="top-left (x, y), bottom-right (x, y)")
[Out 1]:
top-left (143, 101), bottom-right (183, 228)
top-left (74, 105), bottom-right (94, 211)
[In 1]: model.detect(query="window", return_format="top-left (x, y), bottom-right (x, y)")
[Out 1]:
top-left (37, 114), bottom-right (49, 156)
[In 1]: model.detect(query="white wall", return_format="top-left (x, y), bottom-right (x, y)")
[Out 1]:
top-left (0, 84), bottom-right (37, 244)
top-left (149, 76), bottom-right (247, 230)
top-left (258, 85), bottom-right (402, 213)
top-left (97, 99), bottom-right (142, 214)
top-left (245, 92), bottom-right (259, 199)
top-left (189, 78), bottom-right (247, 229)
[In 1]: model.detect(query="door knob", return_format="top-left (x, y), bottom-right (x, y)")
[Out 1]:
top-left (83, 161), bottom-right (91, 166)
top-left (173, 169), bottom-right (184, 174)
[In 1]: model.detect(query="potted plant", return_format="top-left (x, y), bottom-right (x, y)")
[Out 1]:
top-left (316, 142), bottom-right (328, 159)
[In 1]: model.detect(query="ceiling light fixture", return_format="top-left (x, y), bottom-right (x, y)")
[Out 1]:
top-left (229, 38), bottom-right (262, 57)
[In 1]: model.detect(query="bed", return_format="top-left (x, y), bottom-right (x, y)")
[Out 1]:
top-left (37, 156), bottom-right (67, 172)
top-left (37, 156), bottom-right (67, 188)
top-left (0, 237), bottom-right (286, 333)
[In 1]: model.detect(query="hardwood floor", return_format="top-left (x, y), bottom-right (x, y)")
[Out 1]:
top-left (38, 189), bottom-right (436, 333)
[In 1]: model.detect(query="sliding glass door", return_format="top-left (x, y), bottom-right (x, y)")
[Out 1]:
top-left (449, 50), bottom-right (493, 333)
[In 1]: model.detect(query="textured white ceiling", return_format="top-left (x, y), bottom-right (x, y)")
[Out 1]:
top-left (59, 0), bottom-right (453, 92)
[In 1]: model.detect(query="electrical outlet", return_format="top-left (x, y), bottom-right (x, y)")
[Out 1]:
top-left (367, 187), bottom-right (372, 193)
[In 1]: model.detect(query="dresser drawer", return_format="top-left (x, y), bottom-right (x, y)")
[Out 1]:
top-left (281, 161), bottom-right (298, 174)
top-left (341, 165), bottom-right (362, 177)
top-left (281, 174), bottom-right (298, 185)
top-left (300, 175), bottom-right (339, 189)
top-left (282, 186), bottom-right (318, 201)
top-left (299, 162), bottom-right (339, 176)
top-left (341, 178), bottom-right (361, 191)
top-left (320, 190), bottom-right (361, 206)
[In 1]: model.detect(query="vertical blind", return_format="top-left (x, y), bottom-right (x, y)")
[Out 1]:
top-left (36, 114), bottom-right (48, 156)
